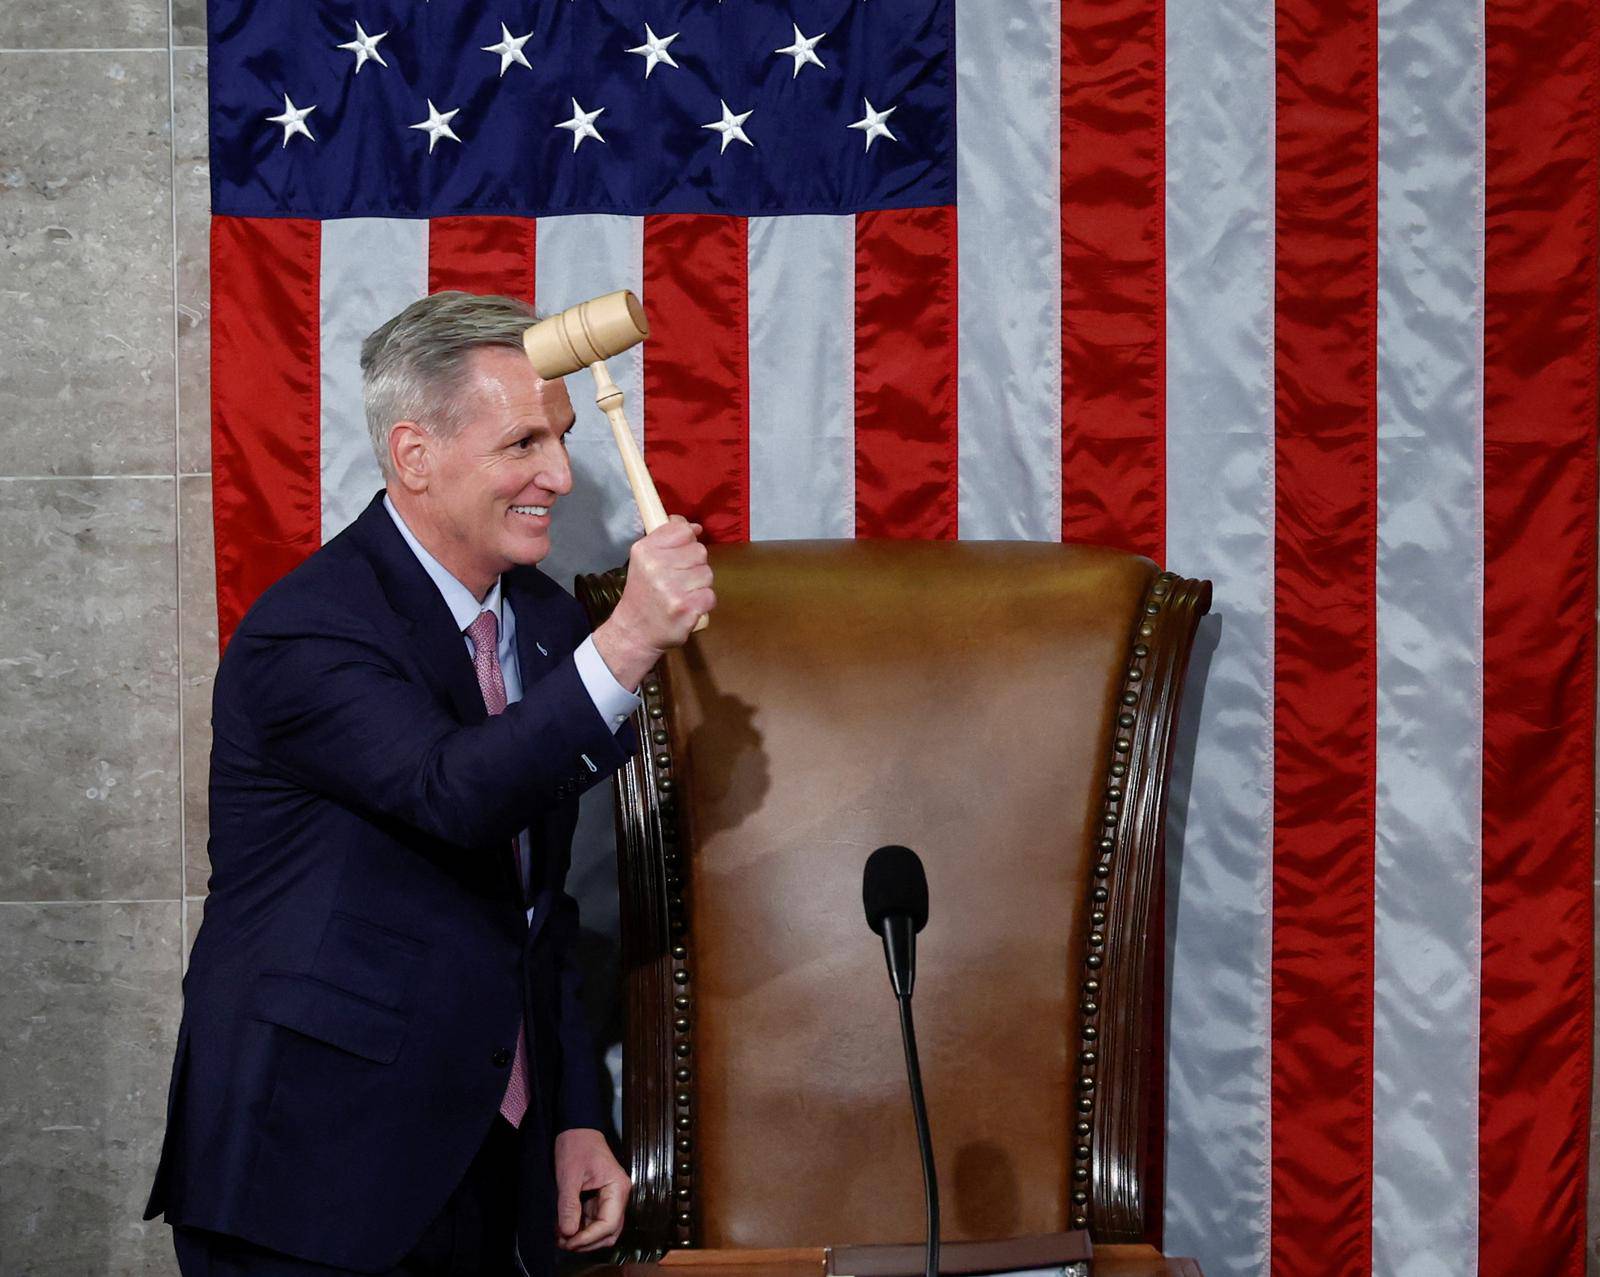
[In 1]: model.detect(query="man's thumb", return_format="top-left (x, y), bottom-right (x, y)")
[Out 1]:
top-left (558, 1187), bottom-right (581, 1233)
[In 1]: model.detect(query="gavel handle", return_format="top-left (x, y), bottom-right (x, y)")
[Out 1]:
top-left (590, 358), bottom-right (709, 633)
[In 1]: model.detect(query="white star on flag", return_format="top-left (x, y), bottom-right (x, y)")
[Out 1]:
top-left (481, 23), bottom-right (532, 76)
top-left (409, 99), bottom-right (462, 152)
top-left (555, 98), bottom-right (606, 151)
top-left (774, 24), bottom-right (825, 78)
top-left (266, 94), bottom-right (316, 147)
top-left (626, 24), bottom-right (680, 79)
top-left (848, 98), bottom-right (898, 151)
top-left (703, 99), bottom-right (754, 153)
top-left (337, 22), bottom-right (388, 73)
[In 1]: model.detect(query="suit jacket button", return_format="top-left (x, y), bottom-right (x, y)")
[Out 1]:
top-left (492, 1047), bottom-right (512, 1068)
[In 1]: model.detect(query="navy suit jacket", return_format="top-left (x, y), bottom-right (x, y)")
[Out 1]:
top-left (145, 491), bottom-right (634, 1273)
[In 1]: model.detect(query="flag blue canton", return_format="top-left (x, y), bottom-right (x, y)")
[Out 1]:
top-left (210, 0), bottom-right (955, 219)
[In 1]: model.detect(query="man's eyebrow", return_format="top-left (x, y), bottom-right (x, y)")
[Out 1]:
top-left (499, 415), bottom-right (578, 442)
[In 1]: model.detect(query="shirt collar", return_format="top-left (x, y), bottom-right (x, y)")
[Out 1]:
top-left (383, 493), bottom-right (503, 636)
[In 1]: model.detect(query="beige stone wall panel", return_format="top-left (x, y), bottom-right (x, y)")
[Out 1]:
top-left (0, 901), bottom-right (181, 1275)
top-left (0, 52), bottom-right (174, 477)
top-left (174, 48), bottom-right (209, 478)
top-left (178, 474), bottom-right (214, 895)
top-left (172, 0), bottom-right (205, 50)
top-left (0, 1), bottom-right (169, 51)
top-left (0, 479), bottom-right (179, 900)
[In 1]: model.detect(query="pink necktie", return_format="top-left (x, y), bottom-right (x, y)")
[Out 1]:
top-left (465, 609), bottom-right (531, 1129)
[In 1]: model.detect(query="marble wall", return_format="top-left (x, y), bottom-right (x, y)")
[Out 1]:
top-left (1, 3), bottom-right (208, 1272)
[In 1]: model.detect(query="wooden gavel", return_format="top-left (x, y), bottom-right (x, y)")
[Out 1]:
top-left (522, 290), bottom-right (707, 632)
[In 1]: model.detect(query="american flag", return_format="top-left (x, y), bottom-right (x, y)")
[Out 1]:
top-left (206, 0), bottom-right (1597, 1273)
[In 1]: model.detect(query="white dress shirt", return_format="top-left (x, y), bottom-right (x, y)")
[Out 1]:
top-left (384, 495), bottom-right (640, 914)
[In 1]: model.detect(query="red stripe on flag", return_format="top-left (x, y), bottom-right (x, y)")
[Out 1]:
top-left (854, 205), bottom-right (958, 540)
top-left (427, 217), bottom-right (536, 302)
top-left (1270, 1), bottom-right (1378, 1272)
top-left (1479, 2), bottom-right (1598, 1269)
top-left (642, 214), bottom-right (749, 544)
top-left (1059, 0), bottom-right (1164, 556)
top-left (211, 215), bottom-right (321, 653)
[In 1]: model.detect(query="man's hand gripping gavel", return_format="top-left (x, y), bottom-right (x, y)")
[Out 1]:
top-left (592, 516), bottom-right (717, 691)
top-left (522, 289), bottom-right (714, 692)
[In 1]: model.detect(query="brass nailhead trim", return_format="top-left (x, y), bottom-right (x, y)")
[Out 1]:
top-left (1072, 571), bottom-right (1171, 1233)
top-left (639, 671), bottom-right (695, 1248)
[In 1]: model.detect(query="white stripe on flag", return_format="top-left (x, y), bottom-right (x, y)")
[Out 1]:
top-left (533, 214), bottom-right (648, 973)
top-left (748, 215), bottom-right (856, 541)
top-left (954, 0), bottom-right (1062, 541)
top-left (320, 218), bottom-right (427, 541)
top-left (535, 214), bottom-right (647, 594)
top-left (1161, 0), bottom-right (1276, 1270)
top-left (1371, 0), bottom-right (1484, 1267)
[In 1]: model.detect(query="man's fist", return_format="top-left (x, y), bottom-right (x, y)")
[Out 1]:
top-left (554, 1127), bottom-right (631, 1252)
top-left (591, 516), bottom-right (716, 692)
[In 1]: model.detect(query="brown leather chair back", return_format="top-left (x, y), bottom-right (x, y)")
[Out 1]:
top-left (578, 542), bottom-right (1210, 1257)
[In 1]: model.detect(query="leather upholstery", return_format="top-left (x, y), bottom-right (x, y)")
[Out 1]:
top-left (580, 541), bottom-right (1211, 1254)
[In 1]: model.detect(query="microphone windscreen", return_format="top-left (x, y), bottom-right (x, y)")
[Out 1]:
top-left (863, 844), bottom-right (930, 935)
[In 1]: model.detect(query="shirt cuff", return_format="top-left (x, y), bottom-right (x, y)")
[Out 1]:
top-left (573, 635), bottom-right (643, 732)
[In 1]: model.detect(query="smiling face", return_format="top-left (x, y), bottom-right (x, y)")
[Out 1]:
top-left (387, 346), bottom-right (577, 599)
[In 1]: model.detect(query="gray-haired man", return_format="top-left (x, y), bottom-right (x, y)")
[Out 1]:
top-left (146, 291), bottom-right (713, 1275)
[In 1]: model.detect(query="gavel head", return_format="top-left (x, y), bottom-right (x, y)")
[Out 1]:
top-left (522, 289), bottom-right (649, 379)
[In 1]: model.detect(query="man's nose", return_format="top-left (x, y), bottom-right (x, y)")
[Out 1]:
top-left (540, 447), bottom-right (574, 496)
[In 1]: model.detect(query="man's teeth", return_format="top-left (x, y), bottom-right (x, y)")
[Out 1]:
top-left (510, 505), bottom-right (549, 516)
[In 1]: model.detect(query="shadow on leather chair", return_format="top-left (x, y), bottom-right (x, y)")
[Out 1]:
top-left (578, 542), bottom-right (1212, 1259)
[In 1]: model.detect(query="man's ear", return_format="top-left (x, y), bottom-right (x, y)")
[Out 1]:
top-left (389, 421), bottom-right (431, 493)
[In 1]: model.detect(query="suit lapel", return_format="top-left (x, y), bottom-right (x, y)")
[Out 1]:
top-left (345, 494), bottom-right (517, 903)
top-left (505, 574), bottom-right (556, 688)
top-left (504, 572), bottom-right (564, 943)
top-left (345, 490), bottom-right (487, 727)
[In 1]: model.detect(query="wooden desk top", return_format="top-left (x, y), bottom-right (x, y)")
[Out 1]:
top-left (1093, 1244), bottom-right (1204, 1276)
top-left (600, 1246), bottom-right (1201, 1277)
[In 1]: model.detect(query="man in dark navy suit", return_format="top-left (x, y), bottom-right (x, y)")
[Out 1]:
top-left (145, 292), bottom-right (715, 1275)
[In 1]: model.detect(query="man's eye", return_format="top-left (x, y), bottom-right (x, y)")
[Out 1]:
top-left (514, 436), bottom-right (533, 450)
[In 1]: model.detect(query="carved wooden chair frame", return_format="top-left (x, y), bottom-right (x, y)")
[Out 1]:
top-left (577, 561), bottom-right (1212, 1258)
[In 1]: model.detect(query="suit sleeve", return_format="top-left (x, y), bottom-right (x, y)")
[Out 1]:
top-left (539, 585), bottom-right (627, 1134)
top-left (547, 888), bottom-right (611, 1133)
top-left (223, 616), bottom-right (633, 849)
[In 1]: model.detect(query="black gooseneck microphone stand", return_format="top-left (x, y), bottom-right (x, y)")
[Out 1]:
top-left (883, 914), bottom-right (940, 1277)
top-left (866, 847), bottom-right (940, 1277)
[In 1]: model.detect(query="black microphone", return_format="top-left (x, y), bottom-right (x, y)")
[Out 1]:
top-left (863, 845), bottom-right (939, 1277)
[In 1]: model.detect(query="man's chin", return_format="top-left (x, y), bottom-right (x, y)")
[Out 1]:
top-left (502, 531), bottom-right (552, 568)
